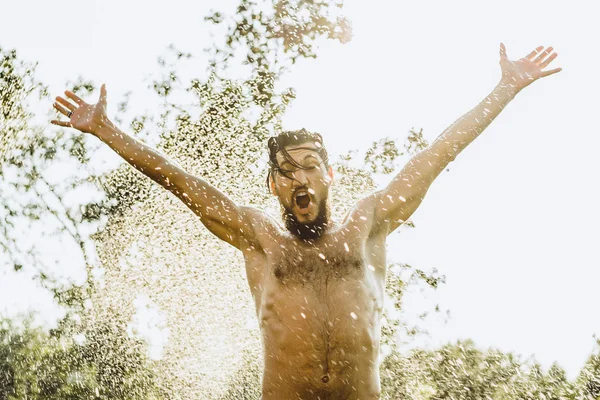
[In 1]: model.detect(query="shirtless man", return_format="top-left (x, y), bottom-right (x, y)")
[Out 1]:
top-left (52, 43), bottom-right (561, 399)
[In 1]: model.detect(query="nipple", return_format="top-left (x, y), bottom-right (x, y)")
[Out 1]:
top-left (321, 375), bottom-right (329, 383)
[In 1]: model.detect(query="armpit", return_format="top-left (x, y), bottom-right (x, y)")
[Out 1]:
top-left (239, 206), bottom-right (279, 251)
top-left (342, 193), bottom-right (381, 236)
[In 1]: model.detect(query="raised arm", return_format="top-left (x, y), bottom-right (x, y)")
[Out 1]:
top-left (373, 43), bottom-right (562, 234)
top-left (51, 84), bottom-right (258, 250)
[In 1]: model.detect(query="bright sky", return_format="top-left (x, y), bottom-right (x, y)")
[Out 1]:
top-left (2, 0), bottom-right (599, 378)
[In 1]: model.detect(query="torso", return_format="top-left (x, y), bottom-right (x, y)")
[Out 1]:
top-left (241, 199), bottom-right (387, 400)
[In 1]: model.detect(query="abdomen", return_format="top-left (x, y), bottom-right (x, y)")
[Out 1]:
top-left (258, 275), bottom-right (383, 398)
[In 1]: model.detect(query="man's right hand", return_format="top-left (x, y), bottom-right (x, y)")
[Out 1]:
top-left (50, 82), bottom-right (266, 251)
top-left (51, 83), bottom-right (111, 135)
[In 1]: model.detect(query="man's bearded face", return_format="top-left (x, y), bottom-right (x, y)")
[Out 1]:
top-left (271, 143), bottom-right (333, 240)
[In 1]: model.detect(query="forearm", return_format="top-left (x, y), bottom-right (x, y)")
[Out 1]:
top-left (429, 81), bottom-right (519, 165)
top-left (376, 81), bottom-right (520, 225)
top-left (94, 121), bottom-right (183, 188)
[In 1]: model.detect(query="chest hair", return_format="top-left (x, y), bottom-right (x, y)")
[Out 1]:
top-left (273, 242), bottom-right (365, 287)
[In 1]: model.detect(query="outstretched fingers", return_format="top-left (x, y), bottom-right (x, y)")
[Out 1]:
top-left (533, 47), bottom-right (554, 64)
top-left (539, 52), bottom-right (558, 69)
top-left (540, 67), bottom-right (562, 78)
top-left (50, 119), bottom-right (72, 127)
top-left (65, 90), bottom-right (85, 105)
top-left (533, 46), bottom-right (561, 78)
top-left (499, 43), bottom-right (508, 60)
top-left (56, 96), bottom-right (76, 111)
top-left (99, 83), bottom-right (107, 104)
top-left (526, 46), bottom-right (544, 61)
top-left (53, 101), bottom-right (71, 117)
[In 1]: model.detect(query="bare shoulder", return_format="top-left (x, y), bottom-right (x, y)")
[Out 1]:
top-left (239, 205), bottom-right (282, 251)
top-left (342, 192), bottom-right (385, 235)
top-left (342, 192), bottom-right (381, 221)
top-left (240, 206), bottom-right (279, 230)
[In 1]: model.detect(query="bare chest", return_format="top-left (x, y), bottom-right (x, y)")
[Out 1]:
top-left (273, 239), bottom-right (364, 284)
top-left (249, 235), bottom-right (385, 388)
top-left (249, 232), bottom-right (387, 315)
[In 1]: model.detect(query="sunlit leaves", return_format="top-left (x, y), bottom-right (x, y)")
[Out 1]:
top-left (206, 0), bottom-right (352, 71)
top-left (0, 318), bottom-right (171, 399)
top-left (0, 49), bottom-right (107, 285)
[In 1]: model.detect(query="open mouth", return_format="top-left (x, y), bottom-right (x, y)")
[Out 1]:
top-left (294, 189), bottom-right (312, 211)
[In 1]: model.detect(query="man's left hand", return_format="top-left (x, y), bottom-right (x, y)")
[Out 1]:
top-left (499, 43), bottom-right (562, 92)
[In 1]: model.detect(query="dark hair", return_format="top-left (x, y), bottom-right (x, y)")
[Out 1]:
top-left (266, 128), bottom-right (329, 190)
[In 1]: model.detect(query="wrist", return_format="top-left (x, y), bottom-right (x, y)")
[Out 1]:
top-left (496, 79), bottom-right (522, 98)
top-left (94, 119), bottom-right (118, 140)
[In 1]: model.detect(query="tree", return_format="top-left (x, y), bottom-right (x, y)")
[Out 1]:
top-left (0, 317), bottom-right (171, 399)
top-left (577, 340), bottom-right (600, 399)
top-left (0, 47), bottom-right (112, 299)
top-left (0, 47), bottom-right (171, 400)
top-left (82, 0), bottom-right (446, 397)
top-left (5, 2), bottom-right (583, 399)
top-left (380, 340), bottom-right (581, 400)
top-left (206, 0), bottom-right (352, 72)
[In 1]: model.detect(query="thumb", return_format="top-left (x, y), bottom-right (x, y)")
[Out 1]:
top-left (499, 43), bottom-right (508, 60)
top-left (100, 83), bottom-right (107, 104)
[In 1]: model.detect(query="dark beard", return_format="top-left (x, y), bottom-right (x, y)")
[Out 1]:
top-left (282, 199), bottom-right (330, 241)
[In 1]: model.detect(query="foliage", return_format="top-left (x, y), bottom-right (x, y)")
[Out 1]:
top-left (0, 318), bottom-right (170, 400)
top-left (0, 48), bottom-right (168, 400)
top-left (219, 339), bottom-right (599, 399)
top-left (0, 47), bottom-right (110, 296)
top-left (577, 340), bottom-right (600, 400)
top-left (2, 1), bottom-right (598, 399)
top-left (379, 339), bottom-right (582, 400)
top-left (0, 0), bottom-right (465, 397)
top-left (206, 0), bottom-right (352, 72)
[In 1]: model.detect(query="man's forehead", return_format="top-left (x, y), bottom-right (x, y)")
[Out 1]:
top-left (276, 142), bottom-right (323, 164)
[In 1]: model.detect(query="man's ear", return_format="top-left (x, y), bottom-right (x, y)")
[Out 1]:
top-left (325, 165), bottom-right (334, 186)
top-left (270, 175), bottom-right (278, 196)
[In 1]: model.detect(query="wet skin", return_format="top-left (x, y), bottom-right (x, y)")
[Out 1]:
top-left (240, 145), bottom-right (389, 398)
top-left (242, 202), bottom-right (387, 399)
top-left (51, 44), bottom-right (561, 399)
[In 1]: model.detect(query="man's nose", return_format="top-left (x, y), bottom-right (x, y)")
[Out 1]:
top-left (291, 169), bottom-right (309, 185)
